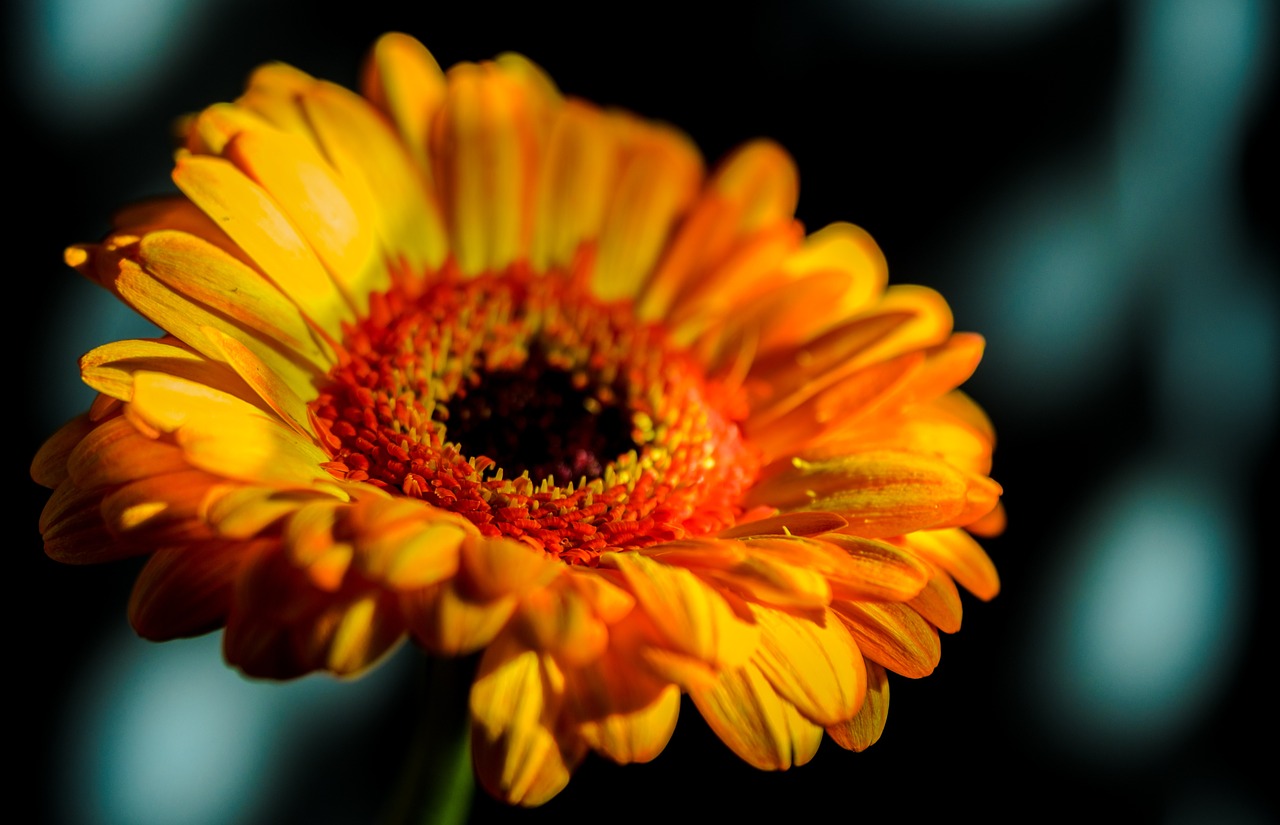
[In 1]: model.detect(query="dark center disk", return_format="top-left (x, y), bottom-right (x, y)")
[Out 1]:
top-left (444, 352), bottom-right (638, 486)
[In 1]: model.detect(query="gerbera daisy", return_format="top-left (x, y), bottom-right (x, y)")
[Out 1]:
top-left (33, 33), bottom-right (1003, 807)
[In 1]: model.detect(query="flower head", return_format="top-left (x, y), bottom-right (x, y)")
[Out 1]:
top-left (34, 33), bottom-right (1003, 806)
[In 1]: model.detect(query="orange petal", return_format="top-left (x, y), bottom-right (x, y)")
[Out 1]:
top-left (907, 563), bottom-right (964, 634)
top-left (129, 540), bottom-right (260, 640)
top-left (853, 284), bottom-right (954, 364)
top-left (595, 119), bottom-right (703, 302)
top-left (224, 544), bottom-right (404, 679)
top-left (281, 501), bottom-right (351, 591)
top-left (99, 469), bottom-right (222, 543)
top-left (639, 139), bottom-right (793, 319)
top-left (897, 528), bottom-right (1000, 601)
top-left (31, 413), bottom-right (96, 489)
top-left (780, 221), bottom-right (888, 319)
top-left (966, 500), bottom-right (1007, 538)
top-left (788, 533), bottom-right (931, 602)
top-left (833, 600), bottom-right (940, 678)
top-left (745, 451), bottom-right (968, 538)
top-left (716, 511), bottom-right (848, 538)
top-left (66, 414), bottom-right (189, 490)
top-left (39, 480), bottom-right (122, 564)
top-left (747, 351), bottom-right (924, 461)
top-left (745, 311), bottom-right (914, 422)
top-left (514, 583), bottom-right (609, 666)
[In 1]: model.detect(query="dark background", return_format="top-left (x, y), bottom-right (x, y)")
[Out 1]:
top-left (13, 0), bottom-right (1276, 822)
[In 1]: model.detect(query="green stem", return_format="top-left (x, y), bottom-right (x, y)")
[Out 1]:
top-left (384, 653), bottom-right (476, 825)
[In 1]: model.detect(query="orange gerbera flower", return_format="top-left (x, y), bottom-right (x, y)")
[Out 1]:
top-left (33, 33), bottom-right (1003, 806)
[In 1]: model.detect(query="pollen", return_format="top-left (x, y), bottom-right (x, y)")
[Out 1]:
top-left (310, 264), bottom-right (759, 564)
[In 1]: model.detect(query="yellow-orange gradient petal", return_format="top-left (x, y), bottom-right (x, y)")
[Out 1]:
top-left (826, 659), bottom-right (889, 752)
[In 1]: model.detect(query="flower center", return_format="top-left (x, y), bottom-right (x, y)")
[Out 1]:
top-left (310, 264), bottom-right (759, 564)
top-left (443, 350), bottom-right (636, 488)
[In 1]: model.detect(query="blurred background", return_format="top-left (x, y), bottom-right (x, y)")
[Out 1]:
top-left (12, 0), bottom-right (1276, 822)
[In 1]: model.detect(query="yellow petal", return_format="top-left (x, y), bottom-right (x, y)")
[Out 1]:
top-left (594, 119), bottom-right (703, 302)
top-left (458, 535), bottom-right (561, 601)
top-left (138, 228), bottom-right (338, 375)
top-left (746, 451), bottom-right (968, 538)
top-left (197, 325), bottom-right (317, 440)
top-left (602, 551), bottom-right (760, 670)
top-left (361, 32), bottom-right (445, 168)
top-left (470, 635), bottom-right (580, 806)
top-left (102, 254), bottom-right (331, 407)
top-left (530, 100), bottom-right (618, 273)
top-left (641, 537), bottom-right (830, 610)
top-left (126, 371), bottom-right (341, 493)
top-left (186, 101), bottom-right (276, 156)
top-left (356, 519), bottom-right (466, 590)
top-left (690, 663), bottom-right (822, 770)
top-left (235, 62), bottom-right (316, 137)
top-left (750, 606), bottom-right (866, 726)
top-left (173, 153), bottom-right (353, 338)
top-left (802, 405), bottom-right (994, 477)
top-left (433, 62), bottom-right (536, 275)
top-left (826, 659), bottom-right (888, 752)
top-left (205, 486), bottom-right (344, 538)
top-left (326, 593), bottom-right (404, 675)
top-left (80, 338), bottom-right (253, 407)
top-left (224, 128), bottom-right (382, 311)
top-left (403, 580), bottom-right (519, 656)
top-left (576, 684), bottom-right (680, 765)
top-left (302, 80), bottom-right (447, 271)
